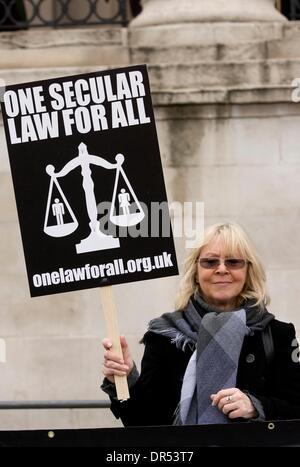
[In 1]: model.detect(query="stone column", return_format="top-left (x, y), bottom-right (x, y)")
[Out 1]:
top-left (130, 0), bottom-right (286, 27)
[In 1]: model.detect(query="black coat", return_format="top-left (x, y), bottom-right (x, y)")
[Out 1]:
top-left (109, 319), bottom-right (300, 426)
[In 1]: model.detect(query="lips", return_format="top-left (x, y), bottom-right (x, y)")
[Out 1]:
top-left (213, 282), bottom-right (232, 285)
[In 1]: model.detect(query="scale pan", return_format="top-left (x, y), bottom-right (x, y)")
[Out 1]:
top-left (44, 222), bottom-right (78, 238)
top-left (110, 212), bottom-right (145, 227)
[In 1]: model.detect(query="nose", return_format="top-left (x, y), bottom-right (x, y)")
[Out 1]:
top-left (215, 261), bottom-right (229, 273)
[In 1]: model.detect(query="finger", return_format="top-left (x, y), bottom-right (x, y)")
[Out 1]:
top-left (222, 402), bottom-right (239, 416)
top-left (104, 360), bottom-right (129, 372)
top-left (102, 365), bottom-right (114, 377)
top-left (218, 397), bottom-right (228, 411)
top-left (210, 394), bottom-right (217, 406)
top-left (212, 388), bottom-right (238, 406)
top-left (217, 395), bottom-right (238, 411)
top-left (102, 338), bottom-right (113, 350)
top-left (103, 366), bottom-right (127, 377)
top-left (120, 335), bottom-right (131, 360)
top-left (103, 360), bottom-right (129, 373)
top-left (120, 335), bottom-right (128, 348)
top-left (120, 336), bottom-right (134, 371)
top-left (104, 350), bottom-right (124, 364)
top-left (211, 390), bottom-right (229, 406)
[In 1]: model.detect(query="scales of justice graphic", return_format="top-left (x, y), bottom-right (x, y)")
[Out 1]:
top-left (43, 142), bottom-right (145, 254)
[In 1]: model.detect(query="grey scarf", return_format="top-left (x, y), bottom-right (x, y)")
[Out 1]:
top-left (146, 293), bottom-right (274, 425)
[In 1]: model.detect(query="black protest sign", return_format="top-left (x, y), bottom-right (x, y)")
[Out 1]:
top-left (1, 65), bottom-right (178, 297)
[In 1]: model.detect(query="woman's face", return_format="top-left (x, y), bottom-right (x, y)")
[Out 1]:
top-left (197, 237), bottom-right (248, 311)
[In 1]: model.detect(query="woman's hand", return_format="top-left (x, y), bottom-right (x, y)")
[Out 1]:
top-left (102, 335), bottom-right (134, 384)
top-left (210, 388), bottom-right (258, 420)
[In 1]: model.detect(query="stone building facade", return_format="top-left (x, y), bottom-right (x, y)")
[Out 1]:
top-left (0, 0), bottom-right (300, 429)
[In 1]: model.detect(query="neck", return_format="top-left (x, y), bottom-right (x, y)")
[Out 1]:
top-left (209, 301), bottom-right (236, 312)
top-left (195, 292), bottom-right (238, 313)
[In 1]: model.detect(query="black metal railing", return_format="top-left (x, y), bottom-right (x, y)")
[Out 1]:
top-left (280, 0), bottom-right (300, 19)
top-left (0, 0), bottom-right (128, 30)
top-left (0, 400), bottom-right (110, 409)
top-left (290, 0), bottom-right (300, 19)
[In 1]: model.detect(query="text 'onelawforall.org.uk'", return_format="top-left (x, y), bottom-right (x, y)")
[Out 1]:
top-left (32, 251), bottom-right (174, 288)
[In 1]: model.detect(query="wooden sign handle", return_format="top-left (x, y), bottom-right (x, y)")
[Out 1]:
top-left (100, 286), bottom-right (130, 401)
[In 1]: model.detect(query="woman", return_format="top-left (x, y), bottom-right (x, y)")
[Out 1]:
top-left (102, 223), bottom-right (300, 425)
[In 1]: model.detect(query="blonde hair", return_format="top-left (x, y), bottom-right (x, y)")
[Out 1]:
top-left (175, 222), bottom-right (270, 310)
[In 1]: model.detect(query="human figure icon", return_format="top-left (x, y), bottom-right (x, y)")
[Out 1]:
top-left (52, 198), bottom-right (65, 225)
top-left (118, 188), bottom-right (131, 215)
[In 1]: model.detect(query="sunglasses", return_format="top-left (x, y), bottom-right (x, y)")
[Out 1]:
top-left (198, 258), bottom-right (249, 270)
